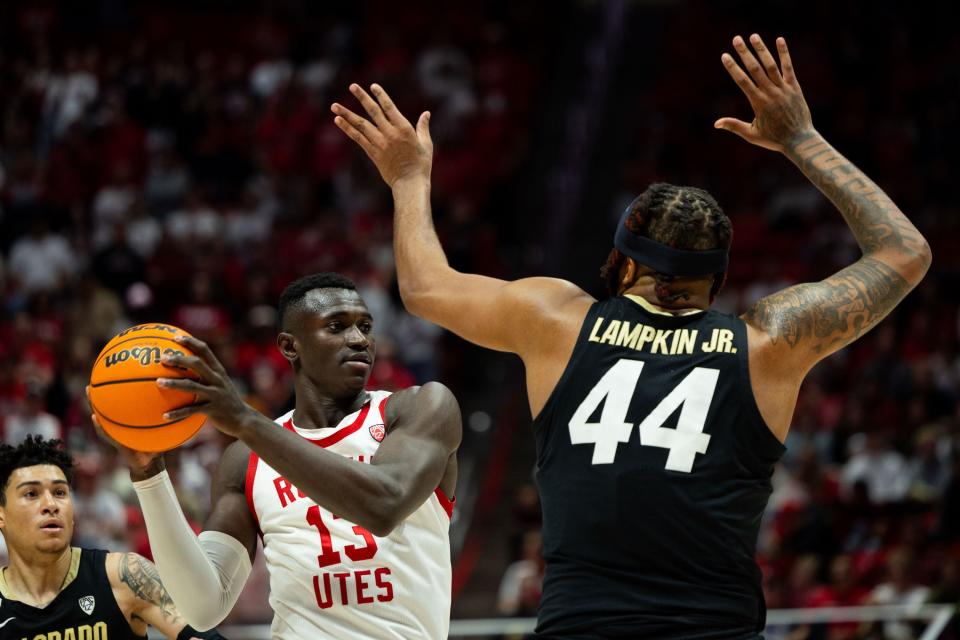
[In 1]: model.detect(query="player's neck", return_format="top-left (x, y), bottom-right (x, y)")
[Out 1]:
top-left (292, 383), bottom-right (369, 430)
top-left (4, 545), bottom-right (73, 605)
top-left (622, 280), bottom-right (710, 314)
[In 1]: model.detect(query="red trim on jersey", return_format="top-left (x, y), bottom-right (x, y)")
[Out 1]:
top-left (378, 394), bottom-right (390, 420)
top-left (283, 402), bottom-right (373, 448)
top-left (434, 487), bottom-right (455, 519)
top-left (245, 452), bottom-right (263, 540)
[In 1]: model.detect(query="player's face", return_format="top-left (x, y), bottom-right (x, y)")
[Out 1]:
top-left (286, 289), bottom-right (377, 397)
top-left (0, 465), bottom-right (74, 555)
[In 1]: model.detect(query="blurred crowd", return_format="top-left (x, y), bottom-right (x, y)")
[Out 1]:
top-left (1, 1), bottom-right (959, 637)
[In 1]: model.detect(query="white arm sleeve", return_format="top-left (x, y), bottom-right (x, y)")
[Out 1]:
top-left (132, 470), bottom-right (252, 631)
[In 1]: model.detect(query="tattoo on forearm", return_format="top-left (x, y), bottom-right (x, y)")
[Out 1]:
top-left (119, 553), bottom-right (184, 625)
top-left (745, 134), bottom-right (929, 358)
top-left (789, 135), bottom-right (930, 264)
top-left (744, 257), bottom-right (910, 354)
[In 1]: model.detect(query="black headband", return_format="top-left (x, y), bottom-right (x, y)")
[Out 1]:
top-left (614, 208), bottom-right (729, 277)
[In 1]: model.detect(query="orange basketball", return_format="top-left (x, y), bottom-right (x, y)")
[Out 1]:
top-left (89, 323), bottom-right (205, 452)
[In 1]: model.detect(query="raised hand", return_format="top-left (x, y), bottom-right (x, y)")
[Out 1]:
top-left (715, 34), bottom-right (813, 153)
top-left (331, 84), bottom-right (433, 187)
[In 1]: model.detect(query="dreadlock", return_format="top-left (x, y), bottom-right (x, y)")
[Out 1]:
top-left (601, 183), bottom-right (733, 301)
top-left (0, 436), bottom-right (75, 505)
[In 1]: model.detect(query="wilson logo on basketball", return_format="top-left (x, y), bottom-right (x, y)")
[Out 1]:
top-left (116, 323), bottom-right (180, 338)
top-left (104, 346), bottom-right (185, 368)
top-left (369, 424), bottom-right (385, 442)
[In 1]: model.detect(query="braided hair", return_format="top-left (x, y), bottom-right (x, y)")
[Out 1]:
top-left (0, 436), bottom-right (74, 505)
top-left (601, 183), bottom-right (732, 300)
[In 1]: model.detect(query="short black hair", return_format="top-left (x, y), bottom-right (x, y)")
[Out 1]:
top-left (0, 436), bottom-right (75, 505)
top-left (278, 272), bottom-right (358, 330)
top-left (601, 183), bottom-right (733, 298)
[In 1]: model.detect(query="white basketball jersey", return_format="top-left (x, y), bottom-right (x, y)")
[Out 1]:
top-left (245, 390), bottom-right (454, 639)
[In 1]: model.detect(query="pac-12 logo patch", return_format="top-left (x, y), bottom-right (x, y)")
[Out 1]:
top-left (369, 423), bottom-right (385, 442)
top-left (79, 595), bottom-right (95, 615)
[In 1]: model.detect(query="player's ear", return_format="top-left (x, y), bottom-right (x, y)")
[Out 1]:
top-left (618, 258), bottom-right (637, 294)
top-left (277, 332), bottom-right (299, 363)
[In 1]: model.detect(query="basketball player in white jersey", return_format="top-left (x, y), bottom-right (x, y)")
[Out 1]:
top-left (93, 272), bottom-right (461, 639)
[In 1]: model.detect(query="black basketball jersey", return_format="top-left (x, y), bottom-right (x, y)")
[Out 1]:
top-left (0, 547), bottom-right (145, 640)
top-left (533, 296), bottom-right (785, 639)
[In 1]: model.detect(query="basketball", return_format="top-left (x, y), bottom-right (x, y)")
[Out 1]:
top-left (88, 323), bottom-right (205, 452)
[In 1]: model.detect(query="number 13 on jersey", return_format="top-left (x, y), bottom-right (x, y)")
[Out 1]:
top-left (568, 359), bottom-right (719, 472)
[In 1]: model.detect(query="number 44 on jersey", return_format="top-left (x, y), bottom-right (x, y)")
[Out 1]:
top-left (568, 359), bottom-right (719, 472)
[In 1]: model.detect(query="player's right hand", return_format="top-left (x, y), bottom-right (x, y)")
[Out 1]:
top-left (87, 386), bottom-right (165, 479)
top-left (331, 83), bottom-right (433, 188)
top-left (714, 34), bottom-right (814, 153)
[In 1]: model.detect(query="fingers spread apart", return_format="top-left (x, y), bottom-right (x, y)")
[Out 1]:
top-left (157, 377), bottom-right (206, 395)
top-left (370, 84), bottom-right (409, 128)
top-left (161, 352), bottom-right (215, 382)
top-left (175, 335), bottom-right (229, 378)
top-left (723, 34), bottom-right (798, 101)
top-left (331, 83), bottom-right (419, 158)
top-left (163, 403), bottom-right (209, 421)
top-left (721, 52), bottom-right (761, 103)
top-left (748, 34), bottom-right (783, 86)
top-left (776, 37), bottom-right (798, 86)
top-left (732, 35), bottom-right (772, 90)
top-left (331, 103), bottom-right (380, 156)
top-left (349, 83), bottom-right (390, 128)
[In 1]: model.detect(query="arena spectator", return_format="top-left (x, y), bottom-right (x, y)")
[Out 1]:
top-left (496, 529), bottom-right (545, 617)
top-left (868, 548), bottom-right (932, 640)
top-left (7, 216), bottom-right (77, 295)
top-left (144, 145), bottom-right (190, 216)
top-left (164, 190), bottom-right (223, 245)
top-left (3, 385), bottom-right (62, 445)
top-left (92, 222), bottom-right (147, 295)
top-left (841, 430), bottom-right (911, 504)
top-left (91, 163), bottom-right (139, 249)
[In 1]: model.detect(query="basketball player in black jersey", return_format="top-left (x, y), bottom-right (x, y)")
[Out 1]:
top-left (333, 33), bottom-right (932, 638)
top-left (0, 436), bottom-right (224, 640)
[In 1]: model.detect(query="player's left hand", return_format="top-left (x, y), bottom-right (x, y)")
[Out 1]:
top-left (331, 83), bottom-right (433, 188)
top-left (715, 34), bottom-right (813, 153)
top-left (88, 395), bottom-right (166, 480)
top-left (156, 335), bottom-right (257, 438)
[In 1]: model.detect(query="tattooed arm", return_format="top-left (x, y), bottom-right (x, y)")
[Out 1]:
top-left (108, 552), bottom-right (216, 639)
top-left (715, 34), bottom-right (931, 439)
top-left (717, 33), bottom-right (931, 360)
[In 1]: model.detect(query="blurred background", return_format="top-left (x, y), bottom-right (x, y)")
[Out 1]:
top-left (0, 0), bottom-right (957, 638)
